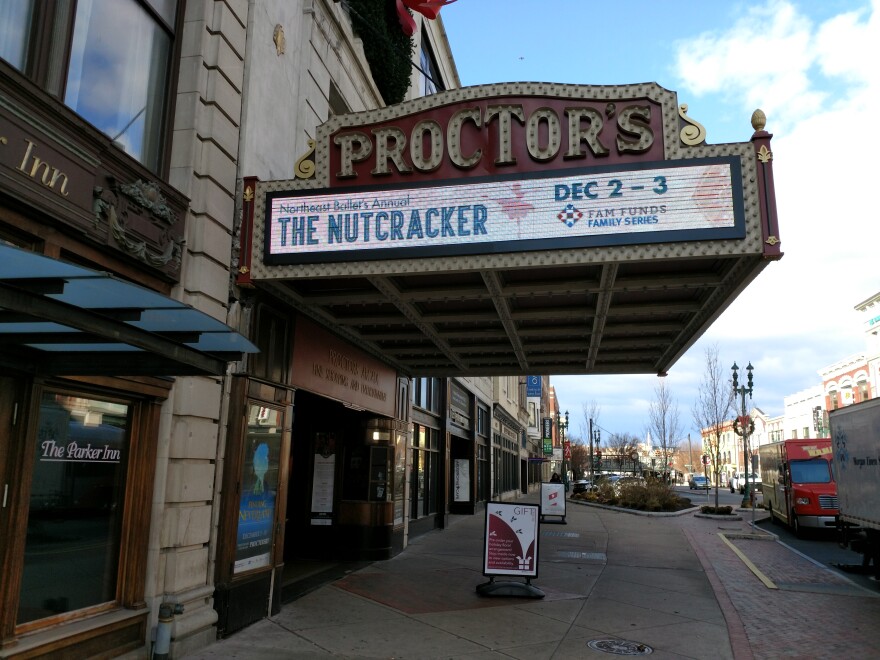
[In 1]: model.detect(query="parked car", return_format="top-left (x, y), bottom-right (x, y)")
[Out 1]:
top-left (571, 479), bottom-right (592, 495)
top-left (592, 475), bottom-right (621, 490)
top-left (728, 472), bottom-right (761, 494)
top-left (689, 475), bottom-right (710, 490)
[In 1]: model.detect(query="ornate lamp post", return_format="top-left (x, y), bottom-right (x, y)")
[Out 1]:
top-left (557, 410), bottom-right (569, 490)
top-left (592, 427), bottom-right (601, 483)
top-left (731, 362), bottom-right (755, 508)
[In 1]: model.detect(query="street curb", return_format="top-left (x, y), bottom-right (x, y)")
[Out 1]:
top-left (567, 498), bottom-right (700, 517)
top-left (694, 513), bottom-right (743, 521)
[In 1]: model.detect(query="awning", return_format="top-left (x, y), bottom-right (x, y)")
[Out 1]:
top-left (0, 243), bottom-right (258, 377)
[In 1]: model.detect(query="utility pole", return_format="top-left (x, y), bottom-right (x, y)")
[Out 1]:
top-left (687, 433), bottom-right (693, 473)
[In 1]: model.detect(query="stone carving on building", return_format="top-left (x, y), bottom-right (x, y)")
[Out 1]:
top-left (93, 178), bottom-right (182, 273)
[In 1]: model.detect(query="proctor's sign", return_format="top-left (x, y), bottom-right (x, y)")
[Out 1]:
top-left (249, 82), bottom-right (768, 273)
top-left (328, 95), bottom-right (663, 184)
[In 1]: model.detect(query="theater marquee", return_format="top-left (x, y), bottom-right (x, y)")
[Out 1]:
top-left (246, 83), bottom-right (771, 274)
top-left (239, 82), bottom-right (782, 378)
top-left (264, 158), bottom-right (743, 264)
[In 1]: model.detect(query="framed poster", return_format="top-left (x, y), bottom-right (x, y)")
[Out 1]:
top-left (311, 432), bottom-right (336, 525)
top-left (453, 459), bottom-right (470, 502)
top-left (482, 502), bottom-right (540, 578)
top-left (234, 405), bottom-right (282, 574)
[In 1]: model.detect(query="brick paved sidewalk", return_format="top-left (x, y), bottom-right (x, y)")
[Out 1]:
top-left (678, 512), bottom-right (880, 659)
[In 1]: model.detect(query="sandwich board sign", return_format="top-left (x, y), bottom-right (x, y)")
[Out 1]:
top-left (478, 502), bottom-right (543, 598)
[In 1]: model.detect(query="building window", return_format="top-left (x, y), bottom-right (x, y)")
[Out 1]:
top-left (492, 431), bottom-right (518, 495)
top-left (412, 377), bottom-right (442, 414)
top-left (830, 391), bottom-right (839, 410)
top-left (477, 443), bottom-right (489, 502)
top-left (477, 405), bottom-right (489, 437)
top-left (418, 30), bottom-right (444, 96)
top-left (328, 82), bottom-right (349, 116)
top-left (858, 380), bottom-right (869, 402)
top-left (2, 0), bottom-right (178, 173)
top-left (527, 401), bottom-right (537, 429)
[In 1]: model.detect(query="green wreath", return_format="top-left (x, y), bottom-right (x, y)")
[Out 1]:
top-left (346, 0), bottom-right (415, 106)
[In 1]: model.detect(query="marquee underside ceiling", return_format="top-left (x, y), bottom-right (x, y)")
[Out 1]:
top-left (262, 252), bottom-right (768, 377)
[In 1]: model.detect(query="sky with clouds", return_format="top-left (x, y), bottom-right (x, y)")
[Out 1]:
top-left (440, 0), bottom-right (879, 442)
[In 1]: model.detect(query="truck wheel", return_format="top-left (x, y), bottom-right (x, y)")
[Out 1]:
top-left (791, 511), bottom-right (802, 538)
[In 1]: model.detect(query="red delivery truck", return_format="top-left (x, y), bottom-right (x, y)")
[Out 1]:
top-left (758, 438), bottom-right (838, 537)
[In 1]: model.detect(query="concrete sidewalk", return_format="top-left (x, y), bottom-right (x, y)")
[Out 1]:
top-left (183, 496), bottom-right (879, 659)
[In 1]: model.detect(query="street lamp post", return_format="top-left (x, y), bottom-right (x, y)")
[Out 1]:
top-left (557, 410), bottom-right (569, 490)
top-left (731, 362), bottom-right (755, 508)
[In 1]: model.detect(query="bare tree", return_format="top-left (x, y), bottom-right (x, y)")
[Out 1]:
top-left (692, 344), bottom-right (735, 508)
top-left (605, 432), bottom-right (639, 475)
top-left (569, 439), bottom-right (589, 480)
top-left (646, 378), bottom-right (683, 482)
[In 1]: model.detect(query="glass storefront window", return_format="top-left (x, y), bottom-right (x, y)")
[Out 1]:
top-left (18, 392), bottom-right (129, 624)
top-left (410, 425), bottom-right (440, 519)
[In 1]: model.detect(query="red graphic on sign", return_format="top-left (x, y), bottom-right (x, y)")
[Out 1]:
top-left (487, 513), bottom-right (534, 572)
top-left (692, 164), bottom-right (733, 225)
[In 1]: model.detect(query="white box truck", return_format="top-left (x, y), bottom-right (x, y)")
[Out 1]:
top-left (829, 398), bottom-right (880, 581)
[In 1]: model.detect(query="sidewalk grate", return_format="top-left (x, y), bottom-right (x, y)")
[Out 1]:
top-left (556, 551), bottom-right (606, 560)
top-left (542, 531), bottom-right (580, 538)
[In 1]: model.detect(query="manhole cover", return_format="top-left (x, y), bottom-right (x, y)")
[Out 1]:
top-left (542, 531), bottom-right (580, 538)
top-left (556, 551), bottom-right (606, 560)
top-left (587, 639), bottom-right (653, 655)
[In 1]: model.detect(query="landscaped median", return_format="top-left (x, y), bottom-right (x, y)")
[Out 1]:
top-left (569, 478), bottom-right (700, 516)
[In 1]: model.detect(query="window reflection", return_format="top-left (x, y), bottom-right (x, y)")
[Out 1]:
top-left (64, 0), bottom-right (171, 172)
top-left (0, 0), bottom-right (34, 69)
top-left (18, 393), bottom-right (129, 624)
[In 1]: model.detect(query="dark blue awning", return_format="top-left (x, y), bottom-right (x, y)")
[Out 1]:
top-left (0, 243), bottom-right (258, 376)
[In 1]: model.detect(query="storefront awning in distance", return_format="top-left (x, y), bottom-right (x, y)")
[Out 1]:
top-left (0, 244), bottom-right (258, 377)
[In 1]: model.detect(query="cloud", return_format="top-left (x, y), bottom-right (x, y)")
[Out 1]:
top-left (674, 0), bottom-right (877, 345)
top-left (814, 1), bottom-right (879, 86)
top-left (674, 2), bottom-right (815, 128)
